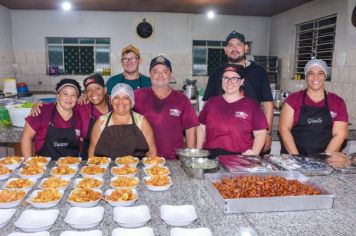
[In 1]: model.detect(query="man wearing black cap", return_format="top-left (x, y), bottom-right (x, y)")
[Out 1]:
top-left (203, 31), bottom-right (274, 152)
top-left (134, 56), bottom-right (199, 159)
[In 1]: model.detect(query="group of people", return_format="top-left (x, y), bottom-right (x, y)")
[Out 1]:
top-left (21, 30), bottom-right (351, 168)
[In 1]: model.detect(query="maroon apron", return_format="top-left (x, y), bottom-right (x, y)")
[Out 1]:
top-left (94, 111), bottom-right (149, 158)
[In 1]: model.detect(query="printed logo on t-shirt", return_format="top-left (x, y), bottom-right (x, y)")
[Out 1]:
top-left (330, 111), bottom-right (337, 119)
top-left (169, 109), bottom-right (181, 117)
top-left (235, 111), bottom-right (248, 119)
top-left (75, 129), bottom-right (81, 137)
top-left (307, 117), bottom-right (323, 125)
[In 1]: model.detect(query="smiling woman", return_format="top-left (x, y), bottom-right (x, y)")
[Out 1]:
top-left (88, 83), bottom-right (157, 159)
top-left (279, 59), bottom-right (349, 159)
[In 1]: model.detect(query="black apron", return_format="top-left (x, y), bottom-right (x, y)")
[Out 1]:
top-left (37, 105), bottom-right (80, 160)
top-left (281, 90), bottom-right (333, 155)
top-left (81, 103), bottom-right (97, 160)
top-left (94, 111), bottom-right (149, 158)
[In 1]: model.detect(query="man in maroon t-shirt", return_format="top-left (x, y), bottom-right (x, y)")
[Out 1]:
top-left (134, 56), bottom-right (199, 159)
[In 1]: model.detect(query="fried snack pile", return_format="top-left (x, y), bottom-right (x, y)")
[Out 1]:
top-left (20, 164), bottom-right (45, 175)
top-left (58, 156), bottom-right (81, 165)
top-left (31, 189), bottom-right (61, 203)
top-left (76, 177), bottom-right (103, 188)
top-left (0, 189), bottom-right (26, 203)
top-left (144, 175), bottom-right (171, 186)
top-left (213, 176), bottom-right (321, 199)
top-left (106, 189), bottom-right (136, 202)
top-left (0, 165), bottom-right (13, 175)
top-left (88, 156), bottom-right (110, 165)
top-left (51, 165), bottom-right (76, 175)
top-left (6, 178), bottom-right (34, 189)
top-left (112, 166), bottom-right (137, 175)
top-left (116, 156), bottom-right (139, 165)
top-left (25, 156), bottom-right (49, 165)
top-left (143, 156), bottom-right (165, 165)
top-left (0, 156), bottom-right (22, 165)
top-left (145, 165), bottom-right (169, 175)
top-left (41, 176), bottom-right (70, 189)
top-left (81, 165), bottom-right (106, 175)
top-left (68, 188), bottom-right (101, 202)
top-left (110, 176), bottom-right (139, 188)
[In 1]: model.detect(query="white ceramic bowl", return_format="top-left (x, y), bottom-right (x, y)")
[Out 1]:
top-left (26, 189), bottom-right (64, 208)
top-left (38, 177), bottom-right (70, 190)
top-left (80, 165), bottom-right (107, 178)
top-left (24, 157), bottom-right (51, 166)
top-left (87, 157), bottom-right (111, 168)
top-left (170, 227), bottom-right (212, 236)
top-left (160, 205), bottom-right (197, 226)
top-left (64, 207), bottom-right (104, 230)
top-left (60, 230), bottom-right (102, 236)
top-left (112, 227), bottom-right (154, 236)
top-left (143, 176), bottom-right (172, 192)
top-left (143, 165), bottom-right (170, 176)
top-left (67, 189), bottom-right (102, 208)
top-left (0, 166), bottom-right (14, 180)
top-left (142, 157), bottom-right (166, 167)
top-left (8, 232), bottom-right (50, 236)
top-left (109, 176), bottom-right (139, 189)
top-left (105, 189), bottom-right (138, 207)
top-left (18, 164), bottom-right (46, 179)
top-left (3, 177), bottom-right (36, 191)
top-left (0, 189), bottom-right (27, 208)
top-left (111, 166), bottom-right (138, 178)
top-left (57, 157), bottom-right (82, 167)
top-left (14, 209), bottom-right (59, 233)
top-left (115, 156), bottom-right (139, 168)
top-left (113, 205), bottom-right (151, 228)
top-left (0, 156), bottom-right (24, 169)
top-left (0, 208), bottom-right (16, 227)
top-left (50, 165), bottom-right (78, 179)
top-left (73, 177), bottom-right (104, 189)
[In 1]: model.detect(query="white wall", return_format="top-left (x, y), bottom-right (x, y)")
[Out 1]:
top-left (0, 4), bottom-right (15, 82)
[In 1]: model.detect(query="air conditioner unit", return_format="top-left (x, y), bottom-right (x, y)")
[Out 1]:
top-left (134, 17), bottom-right (155, 41)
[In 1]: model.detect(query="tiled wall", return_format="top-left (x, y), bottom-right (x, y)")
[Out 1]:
top-left (0, 50), bottom-right (15, 85)
top-left (11, 50), bottom-right (195, 92)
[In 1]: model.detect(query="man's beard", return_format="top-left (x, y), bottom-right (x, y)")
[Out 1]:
top-left (228, 55), bottom-right (245, 64)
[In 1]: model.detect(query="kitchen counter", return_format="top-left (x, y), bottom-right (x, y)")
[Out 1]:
top-left (1, 161), bottom-right (356, 236)
top-left (2, 126), bottom-right (356, 143)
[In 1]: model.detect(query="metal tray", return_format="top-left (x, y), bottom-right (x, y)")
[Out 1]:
top-left (265, 155), bottom-right (334, 176)
top-left (204, 171), bottom-right (334, 214)
top-left (218, 155), bottom-right (281, 172)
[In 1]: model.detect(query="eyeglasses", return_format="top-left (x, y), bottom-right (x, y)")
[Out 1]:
top-left (222, 76), bottom-right (241, 83)
top-left (122, 57), bottom-right (139, 63)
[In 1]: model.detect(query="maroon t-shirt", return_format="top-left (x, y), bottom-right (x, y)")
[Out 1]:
top-left (75, 103), bottom-right (111, 138)
top-left (25, 103), bottom-right (82, 152)
top-left (134, 88), bottom-right (199, 159)
top-left (199, 96), bottom-right (268, 153)
top-left (285, 90), bottom-right (349, 126)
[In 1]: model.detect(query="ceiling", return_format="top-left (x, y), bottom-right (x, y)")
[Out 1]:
top-left (0, 0), bottom-right (313, 17)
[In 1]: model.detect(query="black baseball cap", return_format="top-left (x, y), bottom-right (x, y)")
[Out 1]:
top-left (56, 78), bottom-right (81, 96)
top-left (83, 73), bottom-right (105, 88)
top-left (221, 64), bottom-right (246, 78)
top-left (226, 31), bottom-right (246, 44)
top-left (149, 55), bottom-right (172, 71)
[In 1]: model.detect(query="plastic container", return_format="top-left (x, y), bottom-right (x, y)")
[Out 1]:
top-left (6, 105), bottom-right (31, 127)
top-left (0, 106), bottom-right (12, 127)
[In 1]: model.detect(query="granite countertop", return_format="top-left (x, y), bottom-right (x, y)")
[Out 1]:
top-left (1, 160), bottom-right (356, 236)
top-left (2, 126), bottom-right (356, 143)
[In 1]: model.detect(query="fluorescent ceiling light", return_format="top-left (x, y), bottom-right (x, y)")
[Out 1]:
top-left (207, 10), bottom-right (215, 19)
top-left (62, 2), bottom-right (72, 11)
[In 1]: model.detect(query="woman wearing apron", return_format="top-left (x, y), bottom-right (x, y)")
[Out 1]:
top-left (279, 59), bottom-right (350, 168)
top-left (196, 64), bottom-right (268, 158)
top-left (21, 79), bottom-right (82, 160)
top-left (88, 83), bottom-right (156, 158)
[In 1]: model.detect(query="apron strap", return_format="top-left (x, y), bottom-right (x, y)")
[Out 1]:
top-left (105, 111), bottom-right (113, 127)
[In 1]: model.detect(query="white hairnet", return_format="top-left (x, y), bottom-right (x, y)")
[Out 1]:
top-left (111, 83), bottom-right (135, 108)
top-left (304, 59), bottom-right (329, 77)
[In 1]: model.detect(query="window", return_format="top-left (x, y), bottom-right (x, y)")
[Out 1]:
top-left (46, 37), bottom-right (111, 75)
top-left (192, 40), bottom-right (251, 76)
top-left (294, 14), bottom-right (337, 80)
